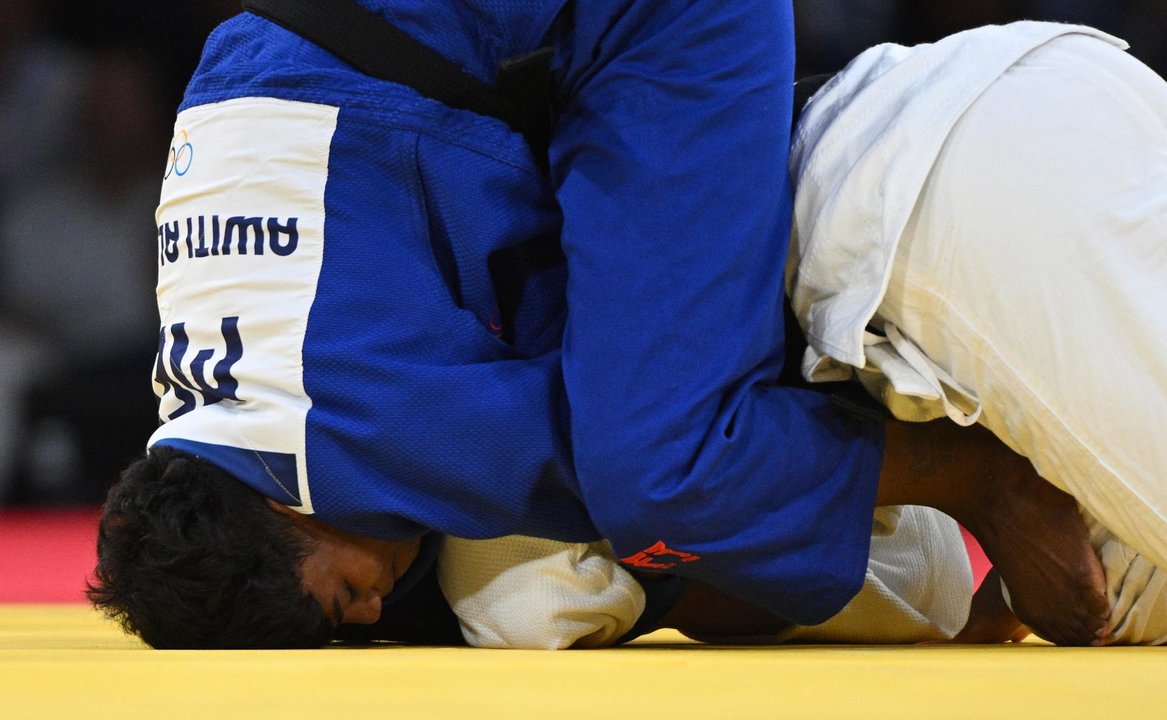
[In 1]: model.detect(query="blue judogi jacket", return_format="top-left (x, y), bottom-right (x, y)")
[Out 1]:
top-left (150, 0), bottom-right (883, 625)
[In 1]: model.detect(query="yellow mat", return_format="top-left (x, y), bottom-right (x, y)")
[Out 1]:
top-left (2, 605), bottom-right (1161, 720)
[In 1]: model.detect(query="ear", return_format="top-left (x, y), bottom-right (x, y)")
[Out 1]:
top-left (265, 499), bottom-right (324, 549)
top-left (265, 497), bottom-right (301, 520)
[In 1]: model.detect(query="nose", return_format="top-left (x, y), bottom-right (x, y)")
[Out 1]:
top-left (342, 593), bottom-right (383, 625)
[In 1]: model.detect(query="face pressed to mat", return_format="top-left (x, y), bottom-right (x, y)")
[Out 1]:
top-left (268, 499), bottom-right (421, 626)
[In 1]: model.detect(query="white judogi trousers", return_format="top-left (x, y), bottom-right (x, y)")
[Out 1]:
top-left (789, 22), bottom-right (1167, 644)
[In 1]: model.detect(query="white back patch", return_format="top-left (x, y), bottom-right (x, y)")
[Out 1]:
top-left (149, 97), bottom-right (339, 513)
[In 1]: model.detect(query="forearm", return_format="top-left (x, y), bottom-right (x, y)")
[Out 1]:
top-left (657, 579), bottom-right (793, 641)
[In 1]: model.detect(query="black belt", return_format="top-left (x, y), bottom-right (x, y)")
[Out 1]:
top-left (241, 0), bottom-right (554, 171)
top-left (792, 72), bottom-right (837, 132)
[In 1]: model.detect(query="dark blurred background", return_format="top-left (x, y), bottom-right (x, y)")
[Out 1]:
top-left (0, 1), bottom-right (1162, 507)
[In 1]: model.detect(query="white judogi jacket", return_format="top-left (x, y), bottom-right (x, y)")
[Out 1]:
top-left (788, 21), bottom-right (1167, 645)
top-left (786, 21), bottom-right (1126, 425)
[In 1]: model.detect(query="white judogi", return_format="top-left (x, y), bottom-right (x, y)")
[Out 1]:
top-left (788, 21), bottom-right (1167, 644)
top-left (438, 506), bottom-right (972, 649)
top-left (437, 536), bottom-right (646, 649)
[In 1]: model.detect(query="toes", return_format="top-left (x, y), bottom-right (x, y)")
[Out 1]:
top-left (1013, 598), bottom-right (1108, 647)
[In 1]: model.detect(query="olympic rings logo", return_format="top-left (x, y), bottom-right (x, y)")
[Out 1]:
top-left (164, 129), bottom-right (194, 179)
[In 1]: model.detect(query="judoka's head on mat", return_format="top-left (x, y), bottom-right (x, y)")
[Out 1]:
top-left (267, 499), bottom-right (422, 627)
top-left (87, 446), bottom-right (421, 648)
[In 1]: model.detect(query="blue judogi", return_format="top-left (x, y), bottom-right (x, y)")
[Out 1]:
top-left (150, 0), bottom-right (883, 625)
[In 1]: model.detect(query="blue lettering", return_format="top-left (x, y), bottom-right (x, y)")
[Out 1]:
top-left (157, 215), bottom-right (300, 264)
top-left (184, 217), bottom-right (195, 258)
top-left (188, 317), bottom-right (243, 403)
top-left (194, 216), bottom-right (211, 258)
top-left (155, 326), bottom-right (196, 420)
top-left (268, 217), bottom-right (299, 256)
top-left (161, 221), bottom-right (180, 265)
top-left (156, 317), bottom-right (245, 421)
top-left (224, 216), bottom-right (264, 256)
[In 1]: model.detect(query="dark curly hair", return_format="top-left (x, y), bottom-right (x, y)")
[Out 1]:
top-left (87, 446), bottom-right (334, 648)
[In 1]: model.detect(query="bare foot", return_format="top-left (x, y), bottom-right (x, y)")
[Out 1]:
top-left (961, 460), bottom-right (1109, 646)
top-left (947, 569), bottom-right (1030, 644)
top-left (879, 420), bottom-right (1109, 646)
